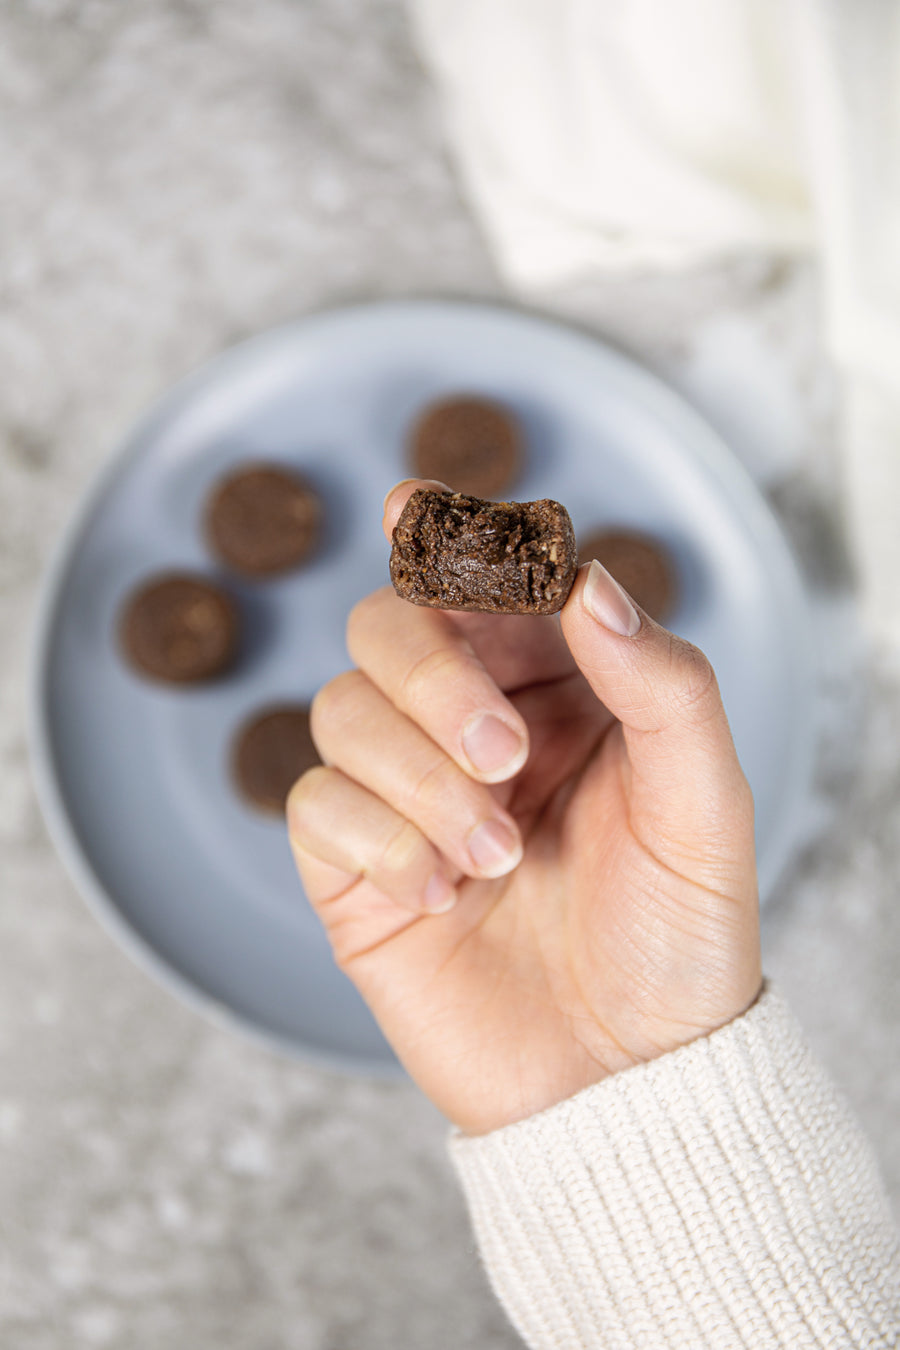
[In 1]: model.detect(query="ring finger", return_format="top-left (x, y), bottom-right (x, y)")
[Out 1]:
top-left (287, 766), bottom-right (457, 915)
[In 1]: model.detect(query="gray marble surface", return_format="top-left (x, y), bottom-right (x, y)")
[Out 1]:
top-left (1, 3), bottom-right (897, 1347)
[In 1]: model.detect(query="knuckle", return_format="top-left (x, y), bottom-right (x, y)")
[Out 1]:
top-left (664, 636), bottom-right (718, 720)
top-left (378, 818), bottom-right (425, 877)
top-left (285, 764), bottom-right (335, 834)
top-left (310, 668), bottom-right (368, 737)
top-left (398, 644), bottom-right (465, 713)
top-left (733, 771), bottom-right (756, 821)
top-left (405, 753), bottom-right (459, 816)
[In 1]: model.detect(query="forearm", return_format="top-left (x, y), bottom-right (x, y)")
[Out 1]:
top-left (450, 984), bottom-right (900, 1350)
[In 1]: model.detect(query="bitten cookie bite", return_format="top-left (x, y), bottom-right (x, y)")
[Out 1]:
top-left (205, 463), bottom-right (322, 578)
top-left (577, 528), bottom-right (677, 623)
top-left (390, 488), bottom-right (576, 615)
top-left (409, 396), bottom-right (522, 498)
top-left (119, 573), bottom-right (239, 683)
top-left (231, 704), bottom-right (320, 814)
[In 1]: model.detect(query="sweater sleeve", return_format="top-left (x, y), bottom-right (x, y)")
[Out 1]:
top-left (449, 984), bottom-right (900, 1350)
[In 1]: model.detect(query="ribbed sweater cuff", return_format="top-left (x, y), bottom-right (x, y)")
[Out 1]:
top-left (450, 984), bottom-right (900, 1350)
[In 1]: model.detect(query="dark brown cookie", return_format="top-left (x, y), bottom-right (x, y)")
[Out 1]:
top-left (390, 488), bottom-right (576, 615)
top-left (119, 573), bottom-right (239, 684)
top-left (409, 396), bottom-right (522, 498)
top-left (205, 464), bottom-right (322, 578)
top-left (577, 528), bottom-right (677, 623)
top-left (231, 704), bottom-right (320, 814)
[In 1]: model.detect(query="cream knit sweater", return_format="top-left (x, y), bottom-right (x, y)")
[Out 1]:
top-left (450, 985), bottom-right (900, 1349)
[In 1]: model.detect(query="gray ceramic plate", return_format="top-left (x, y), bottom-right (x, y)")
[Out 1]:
top-left (30, 301), bottom-right (816, 1074)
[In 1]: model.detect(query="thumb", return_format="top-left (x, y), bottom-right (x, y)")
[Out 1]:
top-left (560, 559), bottom-right (756, 895)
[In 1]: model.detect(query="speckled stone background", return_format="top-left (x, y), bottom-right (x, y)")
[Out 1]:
top-left (1, 3), bottom-right (898, 1347)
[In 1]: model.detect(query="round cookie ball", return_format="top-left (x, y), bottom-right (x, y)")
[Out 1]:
top-left (205, 464), bottom-right (322, 578)
top-left (119, 573), bottom-right (239, 684)
top-left (577, 529), bottom-right (678, 624)
top-left (231, 705), bottom-right (320, 815)
top-left (409, 396), bottom-right (522, 499)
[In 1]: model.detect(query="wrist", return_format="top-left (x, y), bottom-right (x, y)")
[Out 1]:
top-left (451, 972), bottom-right (765, 1138)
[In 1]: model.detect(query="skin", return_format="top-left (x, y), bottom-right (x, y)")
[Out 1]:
top-left (288, 480), bottom-right (762, 1136)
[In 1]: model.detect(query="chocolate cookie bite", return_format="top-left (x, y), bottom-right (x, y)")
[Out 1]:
top-left (390, 488), bottom-right (576, 615)
top-left (119, 573), bottom-right (239, 684)
top-left (205, 464), bottom-right (322, 578)
top-left (231, 704), bottom-right (320, 814)
top-left (577, 528), bottom-right (677, 623)
top-left (409, 396), bottom-right (522, 498)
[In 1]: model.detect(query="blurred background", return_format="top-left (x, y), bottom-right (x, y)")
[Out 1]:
top-left (1, 2), bottom-right (898, 1347)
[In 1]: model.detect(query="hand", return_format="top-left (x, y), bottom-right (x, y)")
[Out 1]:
top-left (288, 481), bottom-right (762, 1135)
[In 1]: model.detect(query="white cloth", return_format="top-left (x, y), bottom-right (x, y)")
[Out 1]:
top-left (409, 0), bottom-right (900, 654)
top-left (451, 985), bottom-right (900, 1349)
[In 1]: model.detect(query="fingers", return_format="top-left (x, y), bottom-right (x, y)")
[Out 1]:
top-left (287, 766), bottom-right (457, 916)
top-left (310, 668), bottom-right (523, 882)
top-left (564, 561), bottom-right (732, 742)
top-left (347, 588), bottom-right (529, 783)
top-left (560, 560), bottom-right (755, 883)
top-left (380, 476), bottom-right (576, 694)
top-left (383, 477), bottom-right (450, 536)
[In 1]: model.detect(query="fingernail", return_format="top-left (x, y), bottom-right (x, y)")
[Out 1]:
top-left (423, 873), bottom-right (457, 914)
top-left (462, 714), bottom-right (526, 776)
top-left (383, 478), bottom-right (451, 512)
top-left (383, 478), bottom-right (417, 512)
top-left (468, 818), bottom-right (522, 877)
top-left (583, 559), bottom-right (641, 637)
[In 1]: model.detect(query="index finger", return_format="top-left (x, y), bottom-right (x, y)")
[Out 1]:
top-left (382, 477), bottom-right (450, 539)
